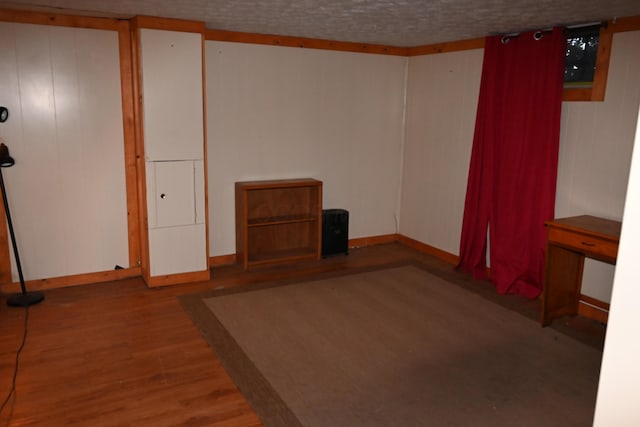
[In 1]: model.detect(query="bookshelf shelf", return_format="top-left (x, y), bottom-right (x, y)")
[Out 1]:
top-left (235, 179), bottom-right (322, 269)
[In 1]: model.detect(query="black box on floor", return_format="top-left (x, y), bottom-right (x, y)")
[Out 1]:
top-left (322, 209), bottom-right (349, 257)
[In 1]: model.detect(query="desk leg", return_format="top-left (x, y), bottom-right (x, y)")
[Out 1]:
top-left (541, 244), bottom-right (584, 326)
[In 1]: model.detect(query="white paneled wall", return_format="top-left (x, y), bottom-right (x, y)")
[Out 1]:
top-left (206, 42), bottom-right (407, 257)
top-left (556, 31), bottom-right (640, 303)
top-left (0, 17), bottom-right (636, 293)
top-left (594, 103), bottom-right (640, 426)
top-left (402, 31), bottom-right (640, 304)
top-left (0, 22), bottom-right (128, 281)
top-left (401, 49), bottom-right (483, 254)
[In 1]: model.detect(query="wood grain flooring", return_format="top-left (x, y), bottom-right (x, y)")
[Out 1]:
top-left (0, 243), bottom-right (606, 426)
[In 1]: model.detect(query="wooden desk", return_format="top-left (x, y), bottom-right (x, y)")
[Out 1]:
top-left (541, 215), bottom-right (621, 326)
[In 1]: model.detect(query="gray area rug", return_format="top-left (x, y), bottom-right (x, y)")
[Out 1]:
top-left (181, 265), bottom-right (602, 427)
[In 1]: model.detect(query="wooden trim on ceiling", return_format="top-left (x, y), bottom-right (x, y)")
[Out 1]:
top-left (205, 31), bottom-right (485, 57)
top-left (407, 37), bottom-right (485, 56)
top-left (205, 29), bottom-right (411, 56)
top-left (0, 8), bottom-right (128, 30)
top-left (4, 9), bottom-right (638, 59)
top-left (131, 15), bottom-right (205, 33)
top-left (607, 15), bottom-right (640, 33)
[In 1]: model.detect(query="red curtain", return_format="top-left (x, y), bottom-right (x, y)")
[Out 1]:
top-left (457, 28), bottom-right (566, 298)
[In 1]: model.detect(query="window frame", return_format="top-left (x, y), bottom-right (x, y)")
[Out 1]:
top-left (563, 25), bottom-right (612, 102)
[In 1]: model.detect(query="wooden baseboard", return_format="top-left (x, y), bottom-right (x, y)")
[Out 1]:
top-left (208, 235), bottom-right (401, 269)
top-left (210, 234), bottom-right (460, 270)
top-left (578, 294), bottom-right (609, 324)
top-left (0, 266), bottom-right (142, 293)
top-left (209, 254), bottom-right (236, 267)
top-left (396, 234), bottom-right (459, 266)
top-left (144, 269), bottom-right (210, 288)
top-left (394, 235), bottom-right (610, 324)
top-left (578, 302), bottom-right (609, 324)
top-left (349, 234), bottom-right (399, 248)
top-left (0, 234), bottom-right (457, 291)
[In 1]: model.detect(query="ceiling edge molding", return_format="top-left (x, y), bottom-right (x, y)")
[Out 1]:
top-left (408, 37), bottom-right (486, 56)
top-left (0, 7), bottom-right (127, 30)
top-left (2, 8), bottom-right (639, 57)
top-left (205, 29), bottom-right (410, 56)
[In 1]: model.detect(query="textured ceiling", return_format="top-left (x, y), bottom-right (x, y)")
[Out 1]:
top-left (2, 0), bottom-right (640, 46)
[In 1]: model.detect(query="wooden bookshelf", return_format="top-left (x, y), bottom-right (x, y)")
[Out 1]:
top-left (235, 179), bottom-right (322, 269)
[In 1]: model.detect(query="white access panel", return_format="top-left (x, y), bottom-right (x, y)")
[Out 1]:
top-left (148, 224), bottom-right (207, 276)
top-left (146, 160), bottom-right (197, 228)
top-left (140, 28), bottom-right (204, 161)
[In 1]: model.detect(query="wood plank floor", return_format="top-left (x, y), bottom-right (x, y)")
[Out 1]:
top-left (0, 243), bottom-right (606, 426)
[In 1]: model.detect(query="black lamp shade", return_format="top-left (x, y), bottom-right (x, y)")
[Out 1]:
top-left (0, 143), bottom-right (15, 167)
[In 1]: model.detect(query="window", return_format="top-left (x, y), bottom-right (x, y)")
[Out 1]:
top-left (563, 24), bottom-right (611, 102)
top-left (564, 25), bottom-right (600, 88)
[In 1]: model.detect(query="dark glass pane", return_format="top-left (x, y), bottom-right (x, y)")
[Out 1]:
top-left (564, 30), bottom-right (599, 88)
